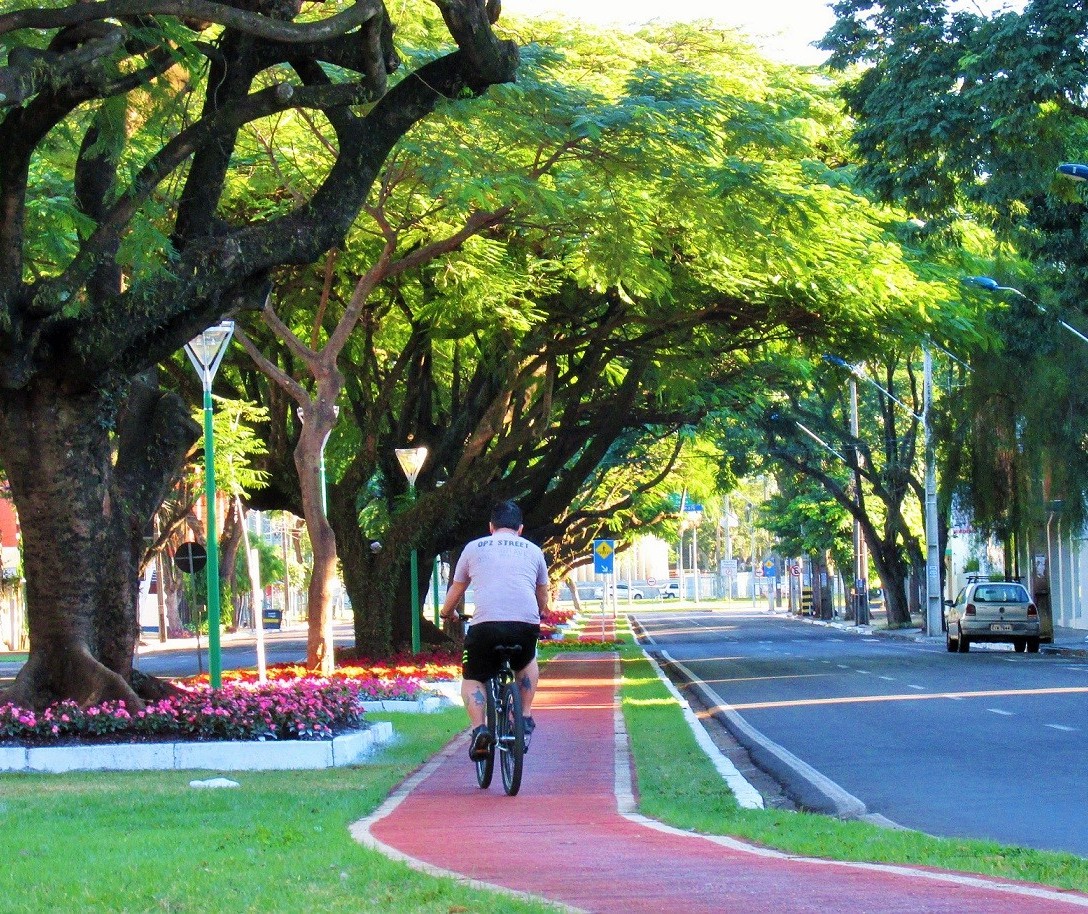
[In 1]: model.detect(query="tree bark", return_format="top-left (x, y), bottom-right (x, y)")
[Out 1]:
top-left (0, 377), bottom-right (197, 709)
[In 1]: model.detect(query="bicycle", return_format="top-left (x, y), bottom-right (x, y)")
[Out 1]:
top-left (474, 643), bottom-right (527, 796)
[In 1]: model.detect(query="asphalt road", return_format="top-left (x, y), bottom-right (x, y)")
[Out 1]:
top-left (634, 605), bottom-right (1088, 858)
top-left (0, 624), bottom-right (356, 685)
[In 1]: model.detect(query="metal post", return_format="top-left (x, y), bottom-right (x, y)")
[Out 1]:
top-left (394, 447), bottom-right (428, 655)
top-left (185, 322), bottom-right (233, 689)
top-left (432, 555), bottom-right (441, 626)
top-left (850, 378), bottom-right (870, 625)
top-left (677, 525), bottom-right (685, 600)
top-left (240, 501), bottom-right (266, 683)
top-left (749, 506), bottom-right (757, 609)
top-left (723, 495), bottom-right (733, 599)
top-left (924, 346), bottom-right (942, 636)
top-left (692, 523), bottom-right (700, 604)
top-left (201, 385), bottom-right (223, 688)
top-left (409, 492), bottom-right (421, 654)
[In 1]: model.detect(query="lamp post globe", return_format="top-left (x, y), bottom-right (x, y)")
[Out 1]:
top-left (1057, 163), bottom-right (1088, 182)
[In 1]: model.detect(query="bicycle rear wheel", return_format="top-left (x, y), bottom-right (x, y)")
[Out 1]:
top-left (498, 677), bottom-right (524, 796)
top-left (475, 680), bottom-right (496, 789)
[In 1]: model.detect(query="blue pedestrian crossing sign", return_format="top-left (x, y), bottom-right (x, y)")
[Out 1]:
top-left (593, 539), bottom-right (615, 574)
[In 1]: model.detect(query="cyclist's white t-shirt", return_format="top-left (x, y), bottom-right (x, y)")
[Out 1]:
top-left (453, 530), bottom-right (548, 625)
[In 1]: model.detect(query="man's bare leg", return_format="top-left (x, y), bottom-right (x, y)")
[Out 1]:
top-left (462, 679), bottom-right (487, 728)
top-left (517, 657), bottom-right (539, 717)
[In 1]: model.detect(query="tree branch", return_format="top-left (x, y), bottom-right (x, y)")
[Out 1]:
top-left (0, 0), bottom-right (382, 42)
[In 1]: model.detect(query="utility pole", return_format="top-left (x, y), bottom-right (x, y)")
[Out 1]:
top-left (923, 346), bottom-right (942, 636)
top-left (850, 377), bottom-right (869, 625)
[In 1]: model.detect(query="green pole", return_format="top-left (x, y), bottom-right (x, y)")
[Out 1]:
top-left (203, 386), bottom-right (222, 688)
top-left (409, 479), bottom-right (420, 654)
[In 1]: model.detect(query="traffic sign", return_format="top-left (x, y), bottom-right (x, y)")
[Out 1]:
top-left (763, 559), bottom-right (777, 577)
top-left (647, 576), bottom-right (657, 587)
top-left (593, 539), bottom-right (615, 575)
top-left (174, 542), bottom-right (207, 575)
top-left (790, 564), bottom-right (801, 577)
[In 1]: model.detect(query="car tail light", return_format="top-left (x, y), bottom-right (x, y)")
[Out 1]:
top-left (1028, 603), bottom-right (1038, 617)
top-left (965, 603), bottom-right (976, 615)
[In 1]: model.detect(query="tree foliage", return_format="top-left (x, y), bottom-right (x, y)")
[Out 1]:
top-left (822, 0), bottom-right (1088, 539)
top-left (0, 0), bottom-right (518, 708)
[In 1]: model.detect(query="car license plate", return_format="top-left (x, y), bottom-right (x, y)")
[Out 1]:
top-left (991, 623), bottom-right (1013, 632)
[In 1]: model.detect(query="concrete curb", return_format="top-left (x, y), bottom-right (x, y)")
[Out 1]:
top-left (0, 721), bottom-right (394, 773)
top-left (360, 695), bottom-right (444, 713)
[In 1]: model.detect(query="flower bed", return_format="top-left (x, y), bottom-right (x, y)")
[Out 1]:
top-left (0, 678), bottom-right (375, 746)
top-left (182, 647), bottom-right (462, 688)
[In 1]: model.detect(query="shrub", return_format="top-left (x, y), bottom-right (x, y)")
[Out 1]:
top-left (0, 676), bottom-right (417, 745)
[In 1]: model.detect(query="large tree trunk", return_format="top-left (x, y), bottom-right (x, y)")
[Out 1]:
top-left (297, 392), bottom-right (341, 673)
top-left (0, 377), bottom-right (197, 710)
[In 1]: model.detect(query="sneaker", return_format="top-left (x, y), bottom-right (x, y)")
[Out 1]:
top-left (523, 715), bottom-right (536, 751)
top-left (469, 725), bottom-right (493, 761)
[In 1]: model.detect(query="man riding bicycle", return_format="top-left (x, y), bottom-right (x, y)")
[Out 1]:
top-left (440, 500), bottom-right (549, 761)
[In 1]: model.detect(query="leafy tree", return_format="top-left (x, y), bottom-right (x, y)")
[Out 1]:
top-left (0, 0), bottom-right (518, 709)
top-left (213, 16), bottom-right (998, 653)
top-left (821, 0), bottom-right (1088, 545)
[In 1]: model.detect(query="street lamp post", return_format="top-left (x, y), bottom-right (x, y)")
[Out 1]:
top-left (922, 345), bottom-right (942, 637)
top-left (965, 275), bottom-right (1088, 345)
top-left (184, 321), bottom-right (234, 688)
top-left (849, 377), bottom-right (870, 625)
top-left (395, 446), bottom-right (428, 654)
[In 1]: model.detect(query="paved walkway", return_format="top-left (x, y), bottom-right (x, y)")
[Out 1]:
top-left (357, 651), bottom-right (1088, 914)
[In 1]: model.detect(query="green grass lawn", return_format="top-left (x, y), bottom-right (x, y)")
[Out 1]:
top-left (0, 711), bottom-right (561, 914)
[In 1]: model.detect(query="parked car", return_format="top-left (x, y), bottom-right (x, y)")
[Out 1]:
top-left (660, 582), bottom-right (682, 599)
top-left (944, 580), bottom-right (1040, 653)
top-left (593, 582), bottom-right (645, 600)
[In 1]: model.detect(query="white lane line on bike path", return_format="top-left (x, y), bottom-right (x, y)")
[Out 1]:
top-left (351, 733), bottom-right (588, 914)
top-left (612, 654), bottom-right (1088, 909)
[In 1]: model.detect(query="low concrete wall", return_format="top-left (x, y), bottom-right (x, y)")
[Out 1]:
top-left (0, 722), bottom-right (394, 773)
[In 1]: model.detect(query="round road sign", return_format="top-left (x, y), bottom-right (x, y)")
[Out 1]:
top-left (173, 542), bottom-right (208, 575)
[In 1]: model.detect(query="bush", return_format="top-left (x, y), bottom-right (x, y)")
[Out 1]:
top-left (0, 676), bottom-right (415, 745)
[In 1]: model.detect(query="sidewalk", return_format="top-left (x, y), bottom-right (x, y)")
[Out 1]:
top-left (358, 650), bottom-right (1088, 914)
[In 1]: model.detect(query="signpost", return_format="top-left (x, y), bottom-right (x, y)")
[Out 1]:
top-left (173, 541), bottom-right (208, 676)
top-left (593, 539), bottom-right (615, 638)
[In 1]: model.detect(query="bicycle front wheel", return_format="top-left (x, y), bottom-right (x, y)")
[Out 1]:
top-left (475, 680), bottom-right (496, 789)
top-left (498, 677), bottom-right (524, 796)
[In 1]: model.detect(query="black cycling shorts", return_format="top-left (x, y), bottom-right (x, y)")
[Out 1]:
top-left (462, 621), bottom-right (540, 682)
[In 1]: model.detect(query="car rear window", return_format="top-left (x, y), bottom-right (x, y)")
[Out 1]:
top-left (974, 584), bottom-right (1029, 603)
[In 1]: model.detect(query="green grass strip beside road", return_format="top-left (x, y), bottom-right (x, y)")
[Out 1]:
top-left (0, 711), bottom-right (561, 914)
top-left (619, 637), bottom-right (1088, 892)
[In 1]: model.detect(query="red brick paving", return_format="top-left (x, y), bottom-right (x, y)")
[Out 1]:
top-left (363, 653), bottom-right (1088, 913)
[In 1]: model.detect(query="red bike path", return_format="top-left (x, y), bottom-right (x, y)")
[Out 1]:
top-left (356, 650), bottom-right (1088, 913)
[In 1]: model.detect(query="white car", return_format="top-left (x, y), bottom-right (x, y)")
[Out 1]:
top-left (593, 582), bottom-right (645, 599)
top-left (944, 580), bottom-right (1040, 653)
top-left (660, 582), bottom-right (682, 599)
